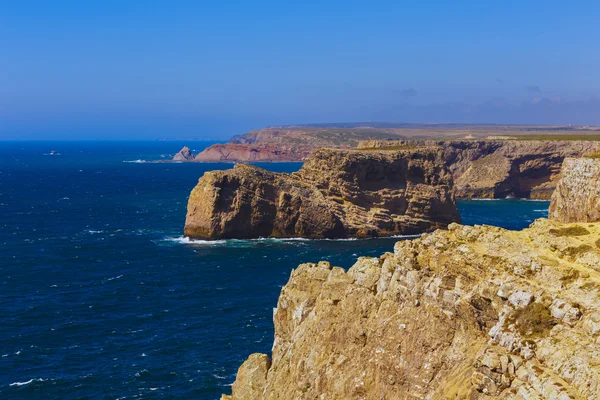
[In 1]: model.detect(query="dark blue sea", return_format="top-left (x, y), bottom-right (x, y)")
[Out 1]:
top-left (0, 141), bottom-right (549, 399)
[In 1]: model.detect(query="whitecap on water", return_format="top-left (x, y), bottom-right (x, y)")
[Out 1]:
top-left (163, 234), bottom-right (420, 247)
top-left (9, 378), bottom-right (48, 387)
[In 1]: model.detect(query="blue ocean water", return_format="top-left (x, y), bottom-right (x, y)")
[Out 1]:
top-left (0, 141), bottom-right (549, 400)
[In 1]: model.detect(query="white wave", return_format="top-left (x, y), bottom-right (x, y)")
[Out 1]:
top-left (462, 198), bottom-right (550, 202)
top-left (9, 378), bottom-right (47, 387)
top-left (164, 233), bottom-right (420, 246)
top-left (462, 198), bottom-right (503, 201)
top-left (87, 230), bottom-right (104, 234)
top-left (533, 209), bottom-right (548, 212)
top-left (123, 159), bottom-right (148, 163)
top-left (164, 236), bottom-right (228, 246)
top-left (106, 275), bottom-right (123, 281)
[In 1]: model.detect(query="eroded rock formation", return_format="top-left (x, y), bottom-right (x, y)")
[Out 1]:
top-left (224, 218), bottom-right (600, 399)
top-left (172, 146), bottom-right (195, 161)
top-left (549, 157), bottom-right (600, 223)
top-left (358, 140), bottom-right (600, 199)
top-left (184, 148), bottom-right (460, 239)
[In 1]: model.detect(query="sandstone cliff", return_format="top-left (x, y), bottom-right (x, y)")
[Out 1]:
top-left (358, 140), bottom-right (600, 199)
top-left (224, 218), bottom-right (600, 399)
top-left (549, 157), bottom-right (600, 223)
top-left (184, 148), bottom-right (460, 239)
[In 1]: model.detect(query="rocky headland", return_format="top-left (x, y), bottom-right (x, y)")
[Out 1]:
top-left (184, 147), bottom-right (460, 239)
top-left (174, 124), bottom-right (600, 164)
top-left (222, 160), bottom-right (600, 399)
top-left (359, 139), bottom-right (600, 199)
top-left (549, 157), bottom-right (600, 223)
top-left (174, 125), bottom-right (600, 199)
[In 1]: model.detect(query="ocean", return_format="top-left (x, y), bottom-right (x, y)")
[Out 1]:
top-left (0, 141), bottom-right (549, 399)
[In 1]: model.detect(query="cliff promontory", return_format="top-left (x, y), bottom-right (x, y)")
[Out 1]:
top-left (549, 157), bottom-right (600, 223)
top-left (176, 124), bottom-right (600, 164)
top-left (359, 140), bottom-right (600, 199)
top-left (184, 148), bottom-right (460, 239)
top-left (224, 217), bottom-right (600, 399)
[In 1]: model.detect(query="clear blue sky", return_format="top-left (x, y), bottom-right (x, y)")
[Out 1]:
top-left (1, 1), bottom-right (599, 139)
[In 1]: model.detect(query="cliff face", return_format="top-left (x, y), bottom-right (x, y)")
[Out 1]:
top-left (194, 127), bottom-right (405, 162)
top-left (193, 143), bottom-right (311, 162)
top-left (224, 218), bottom-right (600, 399)
top-left (184, 148), bottom-right (460, 239)
top-left (549, 157), bottom-right (600, 223)
top-left (358, 140), bottom-right (600, 199)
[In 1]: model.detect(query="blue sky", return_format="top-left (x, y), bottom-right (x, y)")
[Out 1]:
top-left (1, 1), bottom-right (599, 139)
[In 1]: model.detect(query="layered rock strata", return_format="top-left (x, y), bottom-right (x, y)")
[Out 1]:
top-left (358, 140), bottom-right (600, 199)
top-left (184, 148), bottom-right (460, 239)
top-left (224, 218), bottom-right (600, 399)
top-left (549, 157), bottom-right (600, 223)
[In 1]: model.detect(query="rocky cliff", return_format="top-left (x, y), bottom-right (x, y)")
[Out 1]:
top-left (193, 143), bottom-right (311, 162)
top-left (224, 218), bottom-right (600, 399)
top-left (358, 140), bottom-right (600, 199)
top-left (184, 148), bottom-right (460, 239)
top-left (172, 146), bottom-right (195, 161)
top-left (549, 157), bottom-right (600, 223)
top-left (193, 127), bottom-right (406, 162)
top-left (179, 124), bottom-right (600, 163)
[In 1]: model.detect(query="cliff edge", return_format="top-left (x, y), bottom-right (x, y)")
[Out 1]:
top-left (549, 157), bottom-right (600, 223)
top-left (224, 218), bottom-right (600, 399)
top-left (359, 140), bottom-right (600, 199)
top-left (184, 148), bottom-right (460, 239)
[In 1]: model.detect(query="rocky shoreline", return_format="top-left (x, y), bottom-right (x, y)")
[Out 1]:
top-left (222, 157), bottom-right (600, 399)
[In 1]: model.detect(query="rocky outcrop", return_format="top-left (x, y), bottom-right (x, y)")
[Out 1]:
top-left (178, 123), bottom-right (600, 163)
top-left (358, 140), bottom-right (600, 199)
top-left (224, 218), bottom-right (600, 399)
top-left (194, 143), bottom-right (311, 162)
top-left (549, 157), bottom-right (600, 223)
top-left (184, 148), bottom-right (460, 239)
top-left (172, 146), bottom-right (195, 161)
top-left (194, 127), bottom-right (404, 162)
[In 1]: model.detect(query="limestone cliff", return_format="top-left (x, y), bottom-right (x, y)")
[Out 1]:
top-left (184, 148), bottom-right (460, 239)
top-left (358, 140), bottom-right (600, 199)
top-left (224, 218), bottom-right (600, 399)
top-left (549, 157), bottom-right (600, 223)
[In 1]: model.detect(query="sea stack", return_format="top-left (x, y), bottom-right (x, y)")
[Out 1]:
top-left (172, 146), bottom-right (195, 161)
top-left (184, 147), bottom-right (461, 239)
top-left (549, 157), bottom-right (600, 222)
